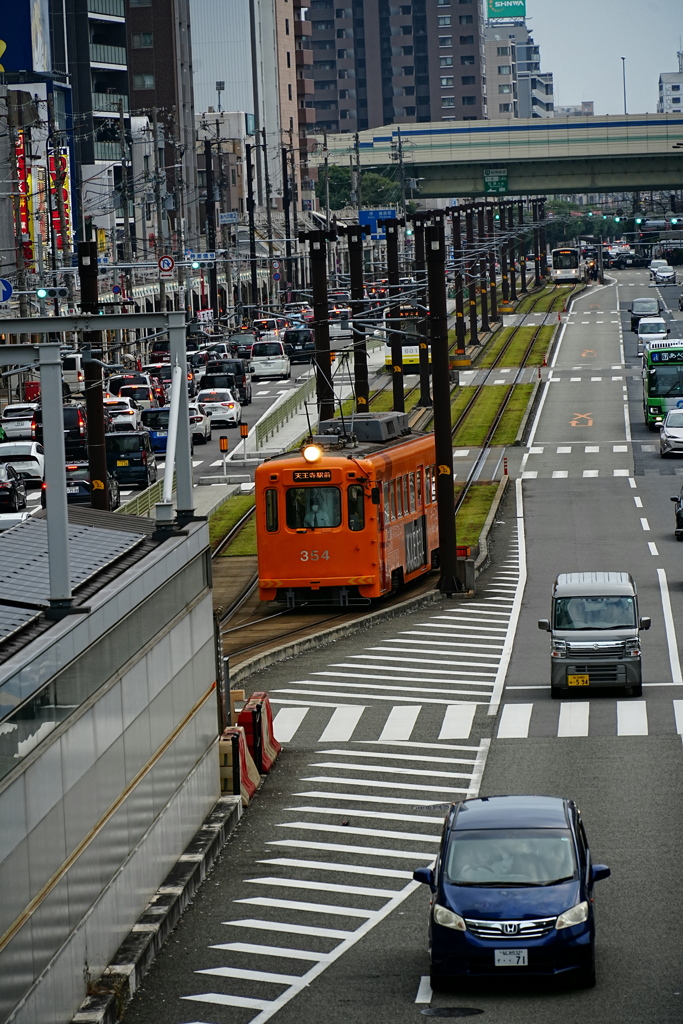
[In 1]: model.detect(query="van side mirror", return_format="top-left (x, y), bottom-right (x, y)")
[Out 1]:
top-left (371, 486), bottom-right (380, 505)
top-left (591, 864), bottom-right (611, 883)
top-left (538, 618), bottom-right (550, 631)
top-left (639, 617), bottom-right (651, 631)
top-left (413, 866), bottom-right (435, 891)
top-left (671, 495), bottom-right (679, 502)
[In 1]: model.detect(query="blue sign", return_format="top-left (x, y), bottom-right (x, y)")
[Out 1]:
top-left (219, 212), bottom-right (238, 225)
top-left (112, 285), bottom-right (121, 295)
top-left (0, 279), bottom-right (13, 303)
top-left (359, 208), bottom-right (396, 241)
top-left (0, 2), bottom-right (52, 73)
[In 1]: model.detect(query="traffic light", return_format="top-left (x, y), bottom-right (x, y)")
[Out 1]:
top-left (494, 212), bottom-right (501, 221)
top-left (671, 217), bottom-right (679, 226)
top-left (36, 287), bottom-right (68, 299)
top-left (635, 217), bottom-right (643, 225)
top-left (191, 260), bottom-right (213, 269)
top-left (614, 216), bottom-right (621, 223)
top-left (405, 226), bottom-right (413, 237)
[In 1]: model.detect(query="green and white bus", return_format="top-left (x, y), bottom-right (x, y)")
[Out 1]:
top-left (643, 341), bottom-right (683, 429)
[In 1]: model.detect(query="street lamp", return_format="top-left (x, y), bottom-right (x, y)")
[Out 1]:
top-left (621, 57), bottom-right (627, 116)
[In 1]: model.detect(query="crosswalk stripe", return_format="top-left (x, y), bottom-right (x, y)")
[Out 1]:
top-left (557, 702), bottom-right (590, 737)
top-left (266, 839), bottom-right (437, 861)
top-left (616, 700), bottom-right (648, 736)
top-left (235, 896), bottom-right (374, 918)
top-left (310, 761), bottom-right (471, 780)
top-left (300, 776), bottom-right (471, 794)
top-left (183, 991), bottom-right (273, 1009)
top-left (276, 820), bottom-right (439, 843)
top-left (208, 941), bottom-right (327, 961)
top-left (273, 707), bottom-right (309, 743)
top-left (224, 918), bottom-right (354, 940)
top-left (497, 703), bottom-right (533, 738)
top-left (245, 875), bottom-right (404, 896)
top-left (378, 705), bottom-right (421, 741)
top-left (316, 749), bottom-right (476, 766)
top-left (195, 966), bottom-right (301, 985)
top-left (259, 857), bottom-right (415, 878)
top-left (439, 703), bottom-right (477, 740)
top-left (285, 807), bottom-right (444, 824)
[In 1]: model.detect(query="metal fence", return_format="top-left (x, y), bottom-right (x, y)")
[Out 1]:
top-left (255, 376), bottom-right (317, 448)
top-left (117, 472), bottom-right (176, 517)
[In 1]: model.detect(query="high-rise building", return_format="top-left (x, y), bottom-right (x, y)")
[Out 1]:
top-left (483, 20), bottom-right (553, 120)
top-left (309, 0), bottom-right (487, 134)
top-left (554, 101), bottom-right (594, 118)
top-left (658, 53), bottom-right (683, 113)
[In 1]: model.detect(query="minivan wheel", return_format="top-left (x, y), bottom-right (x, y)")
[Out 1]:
top-left (551, 685), bottom-right (563, 700)
top-left (627, 683), bottom-right (643, 698)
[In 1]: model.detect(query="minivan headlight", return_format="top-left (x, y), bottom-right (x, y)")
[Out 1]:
top-left (433, 904), bottom-right (467, 931)
top-left (551, 640), bottom-right (567, 658)
top-left (556, 901), bottom-right (589, 930)
top-left (624, 639), bottom-right (641, 655)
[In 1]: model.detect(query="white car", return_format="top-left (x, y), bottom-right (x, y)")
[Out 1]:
top-left (196, 388), bottom-right (242, 426)
top-left (653, 264), bottom-right (677, 286)
top-left (660, 410), bottom-right (683, 458)
top-left (0, 441), bottom-right (45, 484)
top-left (1, 403), bottom-right (39, 440)
top-left (637, 316), bottom-right (670, 355)
top-left (189, 403), bottom-right (212, 443)
top-left (103, 395), bottom-right (142, 431)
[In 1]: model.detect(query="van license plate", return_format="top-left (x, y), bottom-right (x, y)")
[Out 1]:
top-left (495, 950), bottom-right (528, 967)
top-left (568, 674), bottom-right (590, 686)
top-left (66, 486), bottom-right (79, 494)
top-left (116, 459), bottom-right (129, 466)
top-left (157, 431), bottom-right (167, 436)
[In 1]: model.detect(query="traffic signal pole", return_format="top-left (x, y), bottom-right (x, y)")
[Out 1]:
top-left (204, 138), bottom-right (219, 318)
top-left (245, 143), bottom-right (258, 310)
top-left (426, 213), bottom-right (462, 595)
top-left (77, 240), bottom-right (109, 512)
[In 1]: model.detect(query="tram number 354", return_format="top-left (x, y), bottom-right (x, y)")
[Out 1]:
top-left (300, 550), bottom-right (330, 561)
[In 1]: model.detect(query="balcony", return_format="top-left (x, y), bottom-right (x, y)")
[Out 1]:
top-left (295, 18), bottom-right (312, 37)
top-left (88, 0), bottom-right (125, 17)
top-left (90, 43), bottom-right (127, 67)
top-left (93, 141), bottom-right (121, 161)
top-left (92, 92), bottom-right (128, 112)
top-left (296, 47), bottom-right (313, 66)
top-left (297, 77), bottom-right (315, 96)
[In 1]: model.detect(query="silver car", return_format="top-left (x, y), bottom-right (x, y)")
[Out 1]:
top-left (660, 410), bottom-right (683, 457)
top-left (653, 265), bottom-right (677, 286)
top-left (1, 403), bottom-right (39, 440)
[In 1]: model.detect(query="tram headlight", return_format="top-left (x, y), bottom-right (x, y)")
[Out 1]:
top-left (302, 444), bottom-right (323, 463)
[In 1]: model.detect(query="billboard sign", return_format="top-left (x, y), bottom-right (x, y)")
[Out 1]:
top-left (484, 168), bottom-right (508, 194)
top-left (487, 0), bottom-right (526, 19)
top-left (0, 0), bottom-right (52, 72)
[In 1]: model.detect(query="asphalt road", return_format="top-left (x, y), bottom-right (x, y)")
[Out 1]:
top-left (121, 270), bottom-right (683, 1024)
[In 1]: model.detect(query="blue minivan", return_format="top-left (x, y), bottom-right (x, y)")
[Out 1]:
top-left (413, 795), bottom-right (610, 990)
top-left (140, 408), bottom-right (170, 454)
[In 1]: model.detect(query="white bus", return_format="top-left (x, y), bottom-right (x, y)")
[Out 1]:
top-left (550, 248), bottom-right (587, 283)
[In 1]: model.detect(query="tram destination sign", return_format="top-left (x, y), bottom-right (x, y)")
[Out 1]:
top-left (293, 469), bottom-right (333, 482)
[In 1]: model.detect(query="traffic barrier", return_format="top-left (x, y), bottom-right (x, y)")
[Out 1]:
top-left (219, 725), bottom-right (260, 804)
top-left (238, 692), bottom-right (281, 773)
top-left (117, 471), bottom-right (176, 516)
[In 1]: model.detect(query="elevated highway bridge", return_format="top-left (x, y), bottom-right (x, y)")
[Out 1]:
top-left (316, 113), bottom-right (683, 198)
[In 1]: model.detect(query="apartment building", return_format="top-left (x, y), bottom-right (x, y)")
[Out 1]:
top-left (657, 53), bottom-right (683, 113)
top-left (483, 20), bottom-right (553, 120)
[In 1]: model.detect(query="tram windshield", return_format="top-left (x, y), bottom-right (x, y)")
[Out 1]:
top-left (286, 486), bottom-right (341, 529)
top-left (552, 250), bottom-right (579, 269)
top-left (647, 367), bottom-right (683, 397)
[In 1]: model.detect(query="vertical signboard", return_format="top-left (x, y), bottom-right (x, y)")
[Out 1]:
top-left (48, 148), bottom-right (72, 251)
top-left (0, 1), bottom-right (52, 72)
top-left (15, 131), bottom-right (34, 268)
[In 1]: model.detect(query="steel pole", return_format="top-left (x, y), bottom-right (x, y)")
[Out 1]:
top-left (245, 143), bottom-right (258, 310)
top-left (533, 200), bottom-right (542, 287)
top-left (465, 207), bottom-right (478, 344)
top-left (78, 241), bottom-right (109, 511)
top-left (452, 211), bottom-right (466, 351)
top-left (412, 216), bottom-right (431, 407)
top-left (518, 201), bottom-right (528, 293)
top-left (477, 206), bottom-right (489, 333)
top-left (302, 230), bottom-right (335, 422)
top-left (40, 344), bottom-right (72, 609)
top-left (487, 206), bottom-right (498, 321)
top-left (508, 204), bottom-right (518, 301)
top-left (379, 217), bottom-right (404, 412)
top-left (169, 316), bottom-right (194, 519)
top-left (204, 138), bottom-right (219, 318)
top-left (346, 225), bottom-right (369, 413)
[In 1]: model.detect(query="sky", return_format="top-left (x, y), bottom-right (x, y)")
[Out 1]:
top-left (524, 0), bottom-right (683, 114)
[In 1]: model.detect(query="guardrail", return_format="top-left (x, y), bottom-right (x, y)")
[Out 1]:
top-left (116, 472), bottom-right (176, 517)
top-left (255, 376), bottom-right (317, 448)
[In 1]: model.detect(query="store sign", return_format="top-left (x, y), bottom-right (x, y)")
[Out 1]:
top-left (48, 149), bottom-right (72, 251)
top-left (15, 131), bottom-right (34, 268)
top-left (484, 167), bottom-right (508, 195)
top-left (487, 0), bottom-right (526, 18)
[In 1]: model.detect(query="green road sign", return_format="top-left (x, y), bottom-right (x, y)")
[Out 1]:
top-left (484, 168), bottom-right (508, 194)
top-left (487, 0), bottom-right (526, 18)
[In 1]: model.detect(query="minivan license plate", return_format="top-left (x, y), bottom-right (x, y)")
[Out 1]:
top-left (568, 674), bottom-right (589, 686)
top-left (495, 950), bottom-right (528, 967)
top-left (117, 459), bottom-right (129, 466)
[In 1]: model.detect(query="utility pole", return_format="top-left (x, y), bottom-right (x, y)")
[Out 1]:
top-left (343, 224), bottom-right (370, 412)
top-left (7, 94), bottom-right (29, 328)
top-left (323, 133), bottom-right (330, 231)
top-left (499, 203), bottom-right (510, 303)
top-left (216, 118), bottom-right (234, 323)
top-left (261, 127), bottom-right (275, 306)
top-left (282, 146), bottom-right (293, 297)
top-left (426, 212), bottom-right (461, 595)
top-left (518, 201), bottom-right (528, 293)
top-left (289, 132), bottom-right (300, 291)
top-left (465, 206), bottom-right (478, 345)
top-left (171, 107), bottom-right (188, 318)
top-left (532, 199), bottom-right (542, 287)
top-left (508, 204), bottom-right (518, 301)
top-left (539, 198), bottom-right (548, 278)
top-left (152, 107), bottom-right (166, 312)
top-left (299, 229), bottom-right (336, 422)
top-left (477, 205), bottom-right (489, 333)
top-left (410, 212), bottom-right (431, 407)
top-left (396, 127), bottom-right (406, 216)
top-left (451, 209), bottom-right (466, 351)
top-left (204, 137), bottom-right (219, 317)
top-left (245, 142), bottom-right (258, 310)
top-left (379, 216), bottom-right (404, 412)
top-left (78, 240), bottom-right (109, 511)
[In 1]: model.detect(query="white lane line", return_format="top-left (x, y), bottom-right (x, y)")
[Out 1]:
top-left (261, 857), bottom-right (415, 878)
top-left (319, 705), bottom-right (366, 742)
top-left (583, 470), bottom-right (599, 478)
top-left (489, 478), bottom-right (526, 716)
top-left (634, 496), bottom-right (643, 507)
top-left (648, 542), bottom-right (659, 556)
top-left (225, 918), bottom-right (353, 940)
top-left (299, 776), bottom-right (471, 795)
top-left (273, 707), bottom-right (309, 743)
top-left (415, 976), bottom-right (432, 1004)
top-left (614, 445), bottom-right (628, 452)
top-left (614, 469), bottom-right (630, 477)
top-left (208, 942), bottom-right (327, 961)
top-left (629, 477), bottom-right (637, 489)
top-left (497, 703), bottom-right (533, 738)
top-left (439, 703), bottom-right (477, 740)
top-left (640, 517), bottom-right (650, 531)
top-left (265, 840), bottom-right (440, 861)
top-left (570, 377), bottom-right (581, 382)
top-left (616, 701), bottom-right (648, 736)
top-left (623, 393), bottom-right (632, 441)
top-left (246, 876), bottom-right (402, 897)
top-left (673, 700), bottom-right (683, 736)
top-left (552, 470), bottom-right (569, 478)
top-left (277, 821), bottom-right (440, 844)
top-left (235, 896), bottom-right (374, 919)
top-left (183, 991), bottom-right (273, 1010)
top-left (558, 702), bottom-right (590, 737)
top-left (210, 459), bottom-right (223, 467)
top-left (521, 470), bottom-right (538, 479)
top-left (557, 446), bottom-right (571, 453)
top-left (585, 445), bottom-right (600, 453)
top-left (317, 749), bottom-right (476, 766)
top-left (657, 569), bottom-right (683, 683)
top-left (196, 966), bottom-right (301, 985)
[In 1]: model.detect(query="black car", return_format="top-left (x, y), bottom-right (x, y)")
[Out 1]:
top-left (204, 359), bottom-right (252, 404)
top-left (105, 431), bottom-right (158, 489)
top-left (40, 462), bottom-right (121, 511)
top-left (678, 293), bottom-right (683, 312)
top-left (284, 327), bottom-right (315, 364)
top-left (0, 463), bottom-right (27, 512)
top-left (629, 296), bottom-right (662, 331)
top-left (201, 373), bottom-right (238, 392)
top-left (670, 485), bottom-right (683, 540)
top-left (31, 404), bottom-right (90, 461)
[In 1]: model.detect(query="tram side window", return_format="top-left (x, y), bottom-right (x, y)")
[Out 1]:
top-left (425, 466), bottom-right (431, 504)
top-left (286, 486), bottom-right (341, 528)
top-left (348, 484), bottom-right (365, 531)
top-left (265, 488), bottom-right (279, 532)
top-left (409, 473), bottom-right (416, 512)
top-left (416, 468), bottom-right (423, 507)
top-left (403, 476), bottom-right (409, 515)
top-left (390, 481), bottom-right (397, 521)
top-left (383, 482), bottom-right (390, 524)
top-left (396, 479), bottom-right (403, 518)
top-left (430, 465), bottom-right (437, 502)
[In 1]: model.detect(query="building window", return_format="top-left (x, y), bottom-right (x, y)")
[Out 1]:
top-left (499, 84), bottom-right (512, 94)
top-left (285, 17), bottom-right (290, 33)
top-left (287, 51), bottom-right (291, 67)
top-left (461, 54), bottom-right (474, 65)
top-left (402, 65), bottom-right (414, 75)
top-left (337, 48), bottom-right (347, 57)
top-left (340, 109), bottom-right (350, 118)
top-left (439, 56), bottom-right (453, 66)
top-left (497, 46), bottom-right (510, 56)
top-left (437, 0), bottom-right (450, 5)
top-left (459, 14), bottom-right (473, 23)
top-left (131, 32), bottom-right (153, 47)
top-left (404, 85), bottom-right (415, 95)
top-left (288, 83), bottom-right (293, 100)
top-left (438, 16), bottom-right (451, 26)
top-left (440, 76), bottom-right (454, 87)
top-left (498, 65), bottom-right (511, 75)
top-left (400, 4), bottom-right (412, 12)
top-left (673, 97), bottom-right (681, 104)
top-left (499, 103), bottom-right (511, 112)
top-left (460, 35), bottom-right (473, 44)
top-left (133, 73), bottom-right (155, 89)
top-left (404, 106), bottom-right (416, 115)
top-left (442, 96), bottom-right (455, 107)
top-left (462, 96), bottom-right (476, 105)
top-left (129, 0), bottom-right (151, 5)
top-left (402, 45), bottom-right (414, 55)
top-left (401, 24), bottom-right (413, 34)
top-left (673, 84), bottom-right (681, 91)
top-left (439, 36), bottom-right (452, 47)
top-left (461, 74), bottom-right (475, 84)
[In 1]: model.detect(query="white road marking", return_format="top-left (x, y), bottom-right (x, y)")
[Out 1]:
top-left (209, 941), bottom-right (328, 961)
top-left (497, 703), bottom-right (533, 738)
top-left (521, 470), bottom-right (538, 479)
top-left (266, 839), bottom-right (442, 860)
top-left (591, 376), bottom-right (602, 381)
top-left (585, 445), bottom-right (600, 453)
top-left (583, 470), bottom-right (599, 478)
top-left (552, 470), bottom-right (569, 478)
top-left (310, 761), bottom-right (470, 781)
top-left (613, 444), bottom-right (628, 452)
top-left (612, 376), bottom-right (623, 381)
top-left (261, 857), bottom-right (415, 877)
top-left (273, 707), bottom-right (309, 743)
top-left (299, 776), bottom-right (470, 795)
top-left (439, 703), bottom-right (477, 739)
top-left (210, 459), bottom-right (223, 467)
top-left (316, 749), bottom-right (476, 766)
top-left (570, 377), bottom-right (581, 381)
top-left (614, 469), bottom-right (630, 476)
top-left (415, 976), bottom-right (433, 1004)
top-left (277, 820), bottom-right (440, 844)
top-left (489, 479), bottom-right (526, 716)
top-left (225, 918), bottom-right (353, 940)
top-left (657, 569), bottom-right (683, 683)
top-left (640, 517), bottom-right (650, 531)
top-left (183, 992), bottom-right (273, 1010)
top-left (633, 496), bottom-right (643, 507)
top-left (196, 966), bottom-right (301, 985)
top-left (557, 446), bottom-right (571, 453)
top-left (529, 446), bottom-right (544, 453)
top-left (247, 875), bottom-right (403, 896)
top-left (285, 807), bottom-right (444, 824)
top-left (453, 449), bottom-right (470, 457)
top-left (319, 705), bottom-right (366, 742)
top-left (673, 700), bottom-right (683, 735)
top-left (273, 690), bottom-right (492, 706)
top-left (393, 635), bottom-right (504, 650)
top-left (648, 542), bottom-right (659, 556)
top-left (629, 478), bottom-right (637, 489)
top-left (616, 701), bottom-right (648, 736)
top-left (235, 896), bottom-right (374, 918)
top-left (558, 702), bottom-right (590, 737)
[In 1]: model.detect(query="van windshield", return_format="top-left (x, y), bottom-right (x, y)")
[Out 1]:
top-left (640, 322), bottom-right (666, 334)
top-left (253, 343), bottom-right (283, 357)
top-left (446, 828), bottom-right (577, 887)
top-left (554, 596), bottom-right (636, 630)
top-left (141, 409), bottom-right (169, 430)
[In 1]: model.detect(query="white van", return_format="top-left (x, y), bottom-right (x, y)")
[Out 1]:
top-left (637, 317), bottom-right (670, 356)
top-left (250, 340), bottom-right (291, 381)
top-left (62, 353), bottom-right (84, 395)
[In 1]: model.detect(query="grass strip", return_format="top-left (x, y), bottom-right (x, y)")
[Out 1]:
top-left (452, 385), bottom-right (510, 447)
top-left (490, 384), bottom-right (535, 446)
top-left (221, 516), bottom-right (257, 556)
top-left (454, 481), bottom-right (501, 549)
top-left (525, 325), bottom-right (555, 366)
top-left (476, 326), bottom-right (516, 368)
top-left (209, 493), bottom-right (255, 552)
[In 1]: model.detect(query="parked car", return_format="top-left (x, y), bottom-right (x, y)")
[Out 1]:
top-left (0, 441), bottom-right (45, 484)
top-left (103, 395), bottom-right (142, 431)
top-left (31, 404), bottom-right (89, 461)
top-left (195, 388), bottom-right (242, 426)
top-left (40, 461), bottom-right (121, 510)
top-left (188, 403), bottom-right (212, 443)
top-left (0, 463), bottom-right (27, 512)
top-left (413, 795), bottom-right (610, 990)
top-left (105, 431), bottom-right (158, 489)
top-left (1, 403), bottom-right (39, 440)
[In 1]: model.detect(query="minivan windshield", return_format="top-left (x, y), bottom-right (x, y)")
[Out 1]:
top-left (141, 409), bottom-right (169, 430)
top-left (554, 595), bottom-right (636, 630)
top-left (106, 435), bottom-right (145, 454)
top-left (639, 321), bottom-right (666, 334)
top-left (632, 299), bottom-right (659, 314)
top-left (252, 342), bottom-right (283, 357)
top-left (446, 828), bottom-right (577, 887)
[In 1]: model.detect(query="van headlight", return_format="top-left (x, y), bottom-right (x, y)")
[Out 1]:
top-left (433, 904), bottom-right (467, 931)
top-left (556, 902), bottom-right (589, 930)
top-left (551, 640), bottom-right (567, 658)
top-left (624, 639), bottom-right (641, 656)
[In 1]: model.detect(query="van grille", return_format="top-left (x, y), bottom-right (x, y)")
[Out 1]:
top-left (566, 640), bottom-right (626, 657)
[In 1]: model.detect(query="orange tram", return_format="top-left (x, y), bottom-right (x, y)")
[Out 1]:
top-left (255, 412), bottom-right (439, 606)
